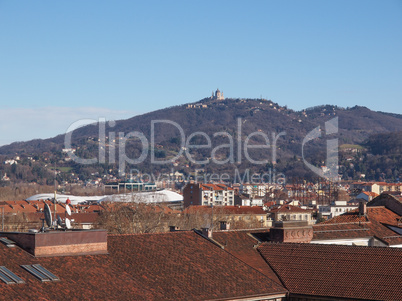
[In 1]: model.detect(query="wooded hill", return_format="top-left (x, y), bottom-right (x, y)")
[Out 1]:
top-left (1, 98), bottom-right (401, 183)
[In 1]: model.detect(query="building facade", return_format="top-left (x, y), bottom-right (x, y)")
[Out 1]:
top-left (183, 183), bottom-right (234, 207)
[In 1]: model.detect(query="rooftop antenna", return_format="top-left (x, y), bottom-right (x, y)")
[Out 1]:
top-left (53, 161), bottom-right (57, 227)
top-left (53, 191), bottom-right (57, 228)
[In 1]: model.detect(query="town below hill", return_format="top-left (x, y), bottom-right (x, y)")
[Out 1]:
top-left (0, 97), bottom-right (401, 188)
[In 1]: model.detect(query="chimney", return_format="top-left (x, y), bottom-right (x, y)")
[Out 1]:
top-left (201, 227), bottom-right (213, 238)
top-left (359, 200), bottom-right (367, 216)
top-left (270, 221), bottom-right (313, 243)
top-left (219, 221), bottom-right (230, 230)
top-left (169, 226), bottom-right (180, 232)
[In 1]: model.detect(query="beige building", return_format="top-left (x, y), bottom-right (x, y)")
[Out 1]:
top-left (268, 204), bottom-right (314, 225)
top-left (183, 183), bottom-right (234, 207)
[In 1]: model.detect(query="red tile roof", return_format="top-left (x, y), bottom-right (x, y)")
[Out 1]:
top-left (361, 191), bottom-right (379, 197)
top-left (200, 183), bottom-right (233, 191)
top-left (0, 200), bottom-right (102, 214)
top-left (211, 229), bottom-right (282, 284)
top-left (183, 205), bottom-right (266, 215)
top-left (0, 231), bottom-right (287, 300)
top-left (313, 207), bottom-right (402, 245)
top-left (258, 243), bottom-right (402, 301)
top-left (269, 204), bottom-right (312, 213)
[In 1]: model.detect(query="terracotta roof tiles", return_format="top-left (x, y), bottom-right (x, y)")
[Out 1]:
top-left (313, 207), bottom-right (402, 245)
top-left (211, 229), bottom-right (282, 284)
top-left (269, 204), bottom-right (312, 213)
top-left (200, 183), bottom-right (233, 191)
top-left (0, 231), bottom-right (287, 300)
top-left (258, 243), bottom-right (402, 301)
top-left (183, 205), bottom-right (266, 215)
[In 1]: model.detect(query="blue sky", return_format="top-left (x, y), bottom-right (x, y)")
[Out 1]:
top-left (0, 0), bottom-right (401, 146)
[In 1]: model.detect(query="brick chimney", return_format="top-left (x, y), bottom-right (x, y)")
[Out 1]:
top-left (201, 227), bottom-right (213, 238)
top-left (270, 221), bottom-right (313, 243)
top-left (359, 200), bottom-right (367, 216)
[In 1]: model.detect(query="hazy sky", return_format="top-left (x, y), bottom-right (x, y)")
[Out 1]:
top-left (1, 0), bottom-right (401, 146)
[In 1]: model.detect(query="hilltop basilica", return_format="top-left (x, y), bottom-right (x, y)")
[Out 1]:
top-left (211, 88), bottom-right (224, 100)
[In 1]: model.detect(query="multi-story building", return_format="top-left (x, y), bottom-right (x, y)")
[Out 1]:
top-left (183, 183), bottom-right (234, 208)
top-left (268, 204), bottom-right (314, 225)
top-left (241, 183), bottom-right (272, 198)
top-left (318, 200), bottom-right (359, 219)
top-left (351, 181), bottom-right (402, 195)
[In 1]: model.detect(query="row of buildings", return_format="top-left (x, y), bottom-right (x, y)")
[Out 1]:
top-left (0, 191), bottom-right (401, 300)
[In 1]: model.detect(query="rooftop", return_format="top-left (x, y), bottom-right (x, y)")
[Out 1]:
top-left (269, 204), bottom-right (312, 213)
top-left (313, 206), bottom-right (402, 245)
top-left (183, 205), bottom-right (266, 215)
top-left (211, 229), bottom-right (281, 284)
top-left (0, 230), bottom-right (287, 300)
top-left (258, 243), bottom-right (402, 301)
top-left (199, 183), bottom-right (233, 191)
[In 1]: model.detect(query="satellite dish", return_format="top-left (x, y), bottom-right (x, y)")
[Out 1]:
top-left (65, 218), bottom-right (71, 229)
top-left (66, 205), bottom-right (71, 216)
top-left (44, 204), bottom-right (52, 228)
top-left (57, 215), bottom-right (62, 227)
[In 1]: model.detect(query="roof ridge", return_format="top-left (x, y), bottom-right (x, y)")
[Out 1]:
top-left (107, 230), bottom-right (193, 237)
top-left (200, 233), bottom-right (288, 291)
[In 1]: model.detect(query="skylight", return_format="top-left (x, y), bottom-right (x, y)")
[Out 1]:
top-left (21, 264), bottom-right (60, 282)
top-left (0, 266), bottom-right (25, 284)
top-left (0, 237), bottom-right (16, 248)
